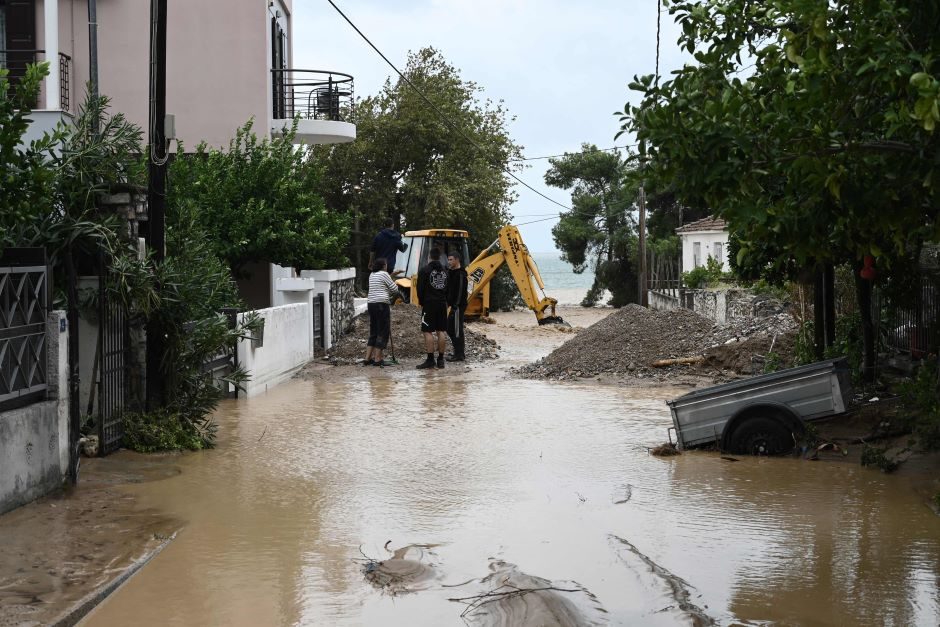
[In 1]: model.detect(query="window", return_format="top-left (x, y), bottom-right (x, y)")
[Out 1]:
top-left (713, 242), bottom-right (723, 267)
top-left (692, 242), bottom-right (701, 268)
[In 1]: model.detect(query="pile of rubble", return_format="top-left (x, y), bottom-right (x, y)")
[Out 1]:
top-left (515, 304), bottom-right (797, 381)
top-left (328, 305), bottom-right (499, 363)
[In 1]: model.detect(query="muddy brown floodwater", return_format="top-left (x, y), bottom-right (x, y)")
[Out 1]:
top-left (82, 309), bottom-right (939, 626)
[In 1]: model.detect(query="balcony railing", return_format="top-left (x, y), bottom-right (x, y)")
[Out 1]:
top-left (271, 69), bottom-right (354, 122)
top-left (0, 49), bottom-right (71, 111)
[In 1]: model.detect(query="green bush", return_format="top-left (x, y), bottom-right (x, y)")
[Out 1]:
top-left (683, 256), bottom-right (726, 289)
top-left (122, 411), bottom-right (211, 453)
top-left (794, 312), bottom-right (864, 379)
top-left (899, 361), bottom-right (940, 450)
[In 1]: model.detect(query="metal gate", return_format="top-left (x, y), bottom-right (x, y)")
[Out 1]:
top-left (185, 308), bottom-right (240, 399)
top-left (0, 248), bottom-right (49, 412)
top-left (330, 277), bottom-right (356, 343)
top-left (313, 293), bottom-right (325, 351)
top-left (97, 255), bottom-right (129, 455)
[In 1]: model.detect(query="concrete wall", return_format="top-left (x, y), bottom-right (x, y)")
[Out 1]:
top-left (648, 290), bottom-right (680, 312)
top-left (681, 288), bottom-right (786, 325)
top-left (0, 312), bottom-right (70, 515)
top-left (237, 304), bottom-right (311, 398)
top-left (680, 230), bottom-right (729, 274)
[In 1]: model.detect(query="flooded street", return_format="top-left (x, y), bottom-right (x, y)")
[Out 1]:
top-left (82, 312), bottom-right (940, 626)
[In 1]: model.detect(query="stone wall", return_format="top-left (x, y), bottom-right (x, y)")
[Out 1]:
top-left (682, 288), bottom-right (786, 325)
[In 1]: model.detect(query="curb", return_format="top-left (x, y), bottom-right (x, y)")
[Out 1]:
top-left (50, 532), bottom-right (177, 627)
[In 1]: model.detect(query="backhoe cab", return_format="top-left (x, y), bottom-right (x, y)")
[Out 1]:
top-left (393, 226), bottom-right (566, 325)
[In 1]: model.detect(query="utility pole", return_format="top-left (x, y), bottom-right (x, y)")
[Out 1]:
top-left (87, 0), bottom-right (99, 111)
top-left (637, 186), bottom-right (648, 307)
top-left (145, 0), bottom-right (168, 408)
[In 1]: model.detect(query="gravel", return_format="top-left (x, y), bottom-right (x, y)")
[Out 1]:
top-left (515, 304), bottom-right (797, 381)
top-left (328, 305), bottom-right (499, 363)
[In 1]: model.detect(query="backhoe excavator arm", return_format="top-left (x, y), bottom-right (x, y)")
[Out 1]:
top-left (466, 225), bottom-right (565, 325)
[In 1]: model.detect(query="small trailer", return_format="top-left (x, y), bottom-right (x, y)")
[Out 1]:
top-left (667, 357), bottom-right (852, 455)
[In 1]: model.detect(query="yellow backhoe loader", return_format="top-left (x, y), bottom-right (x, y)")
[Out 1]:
top-left (391, 225), bottom-right (566, 325)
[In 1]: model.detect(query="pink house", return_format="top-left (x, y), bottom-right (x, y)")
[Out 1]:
top-left (3, 0), bottom-right (355, 148)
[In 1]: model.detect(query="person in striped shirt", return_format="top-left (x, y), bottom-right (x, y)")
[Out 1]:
top-left (364, 257), bottom-right (400, 366)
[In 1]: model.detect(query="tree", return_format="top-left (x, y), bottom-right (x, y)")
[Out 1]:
top-left (169, 120), bottom-right (349, 275)
top-left (313, 47), bottom-right (523, 271)
top-left (622, 0), bottom-right (940, 377)
top-left (544, 145), bottom-right (639, 306)
top-left (0, 63), bottom-right (58, 248)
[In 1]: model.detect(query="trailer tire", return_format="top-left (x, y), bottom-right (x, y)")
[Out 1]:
top-left (726, 416), bottom-right (795, 456)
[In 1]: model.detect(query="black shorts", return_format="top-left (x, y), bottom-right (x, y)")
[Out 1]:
top-left (421, 302), bottom-right (447, 333)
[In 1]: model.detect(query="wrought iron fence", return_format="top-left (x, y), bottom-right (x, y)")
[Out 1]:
top-left (181, 308), bottom-right (240, 399)
top-left (872, 277), bottom-right (940, 358)
top-left (313, 293), bottom-right (325, 351)
top-left (58, 52), bottom-right (71, 111)
top-left (271, 69), bottom-right (354, 122)
top-left (0, 49), bottom-right (71, 110)
top-left (647, 250), bottom-right (683, 301)
top-left (330, 278), bottom-right (356, 343)
top-left (0, 248), bottom-right (49, 412)
top-left (97, 254), bottom-right (129, 455)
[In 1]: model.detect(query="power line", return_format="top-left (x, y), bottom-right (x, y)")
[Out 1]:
top-left (655, 0), bottom-right (662, 90)
top-left (511, 144), bottom-right (637, 161)
top-left (325, 0), bottom-right (572, 213)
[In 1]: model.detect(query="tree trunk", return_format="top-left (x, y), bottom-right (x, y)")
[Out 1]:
top-left (855, 266), bottom-right (876, 383)
top-left (813, 263), bottom-right (836, 360)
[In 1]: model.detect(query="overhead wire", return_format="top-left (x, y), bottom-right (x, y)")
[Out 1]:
top-left (325, 0), bottom-right (572, 213)
top-left (510, 144), bottom-right (637, 161)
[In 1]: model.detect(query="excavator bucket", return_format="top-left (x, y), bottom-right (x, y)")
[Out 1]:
top-left (538, 315), bottom-right (570, 327)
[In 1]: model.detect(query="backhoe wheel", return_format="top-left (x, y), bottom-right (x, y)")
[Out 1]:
top-left (726, 417), bottom-right (795, 456)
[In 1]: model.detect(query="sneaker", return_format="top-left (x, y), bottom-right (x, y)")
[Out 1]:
top-left (362, 359), bottom-right (375, 367)
top-left (445, 353), bottom-right (465, 362)
top-left (436, 355), bottom-right (445, 369)
top-left (416, 357), bottom-right (435, 370)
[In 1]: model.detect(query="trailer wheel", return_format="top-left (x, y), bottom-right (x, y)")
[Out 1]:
top-left (727, 416), bottom-right (795, 456)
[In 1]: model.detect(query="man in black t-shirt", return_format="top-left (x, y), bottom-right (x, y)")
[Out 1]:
top-left (445, 251), bottom-right (469, 361)
top-left (416, 247), bottom-right (448, 369)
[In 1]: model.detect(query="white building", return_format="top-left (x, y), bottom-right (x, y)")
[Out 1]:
top-left (4, 0), bottom-right (356, 148)
top-left (676, 216), bottom-right (729, 274)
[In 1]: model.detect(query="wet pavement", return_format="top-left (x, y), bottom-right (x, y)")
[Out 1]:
top-left (6, 308), bottom-right (939, 626)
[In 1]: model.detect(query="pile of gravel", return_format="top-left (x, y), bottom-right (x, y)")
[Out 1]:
top-left (329, 305), bottom-right (499, 363)
top-left (516, 304), bottom-right (797, 381)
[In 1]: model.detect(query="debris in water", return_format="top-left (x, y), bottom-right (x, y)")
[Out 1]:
top-left (613, 484), bottom-right (633, 504)
top-left (355, 543), bottom-right (441, 595)
top-left (650, 443), bottom-right (680, 457)
top-left (447, 560), bottom-right (606, 626)
top-left (610, 535), bottom-right (716, 626)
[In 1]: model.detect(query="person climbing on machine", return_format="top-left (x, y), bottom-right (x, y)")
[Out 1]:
top-left (416, 247), bottom-right (448, 369)
top-left (369, 217), bottom-right (408, 277)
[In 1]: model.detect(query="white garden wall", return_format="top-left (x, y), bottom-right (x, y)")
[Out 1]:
top-left (237, 304), bottom-right (312, 398)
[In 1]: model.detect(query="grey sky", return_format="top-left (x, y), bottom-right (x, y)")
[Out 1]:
top-left (294, 0), bottom-right (685, 253)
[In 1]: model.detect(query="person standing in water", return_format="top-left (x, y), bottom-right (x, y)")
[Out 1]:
top-left (364, 258), bottom-right (400, 367)
top-left (445, 250), bottom-right (468, 362)
top-left (416, 248), bottom-right (448, 369)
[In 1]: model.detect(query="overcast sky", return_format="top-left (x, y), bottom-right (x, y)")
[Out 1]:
top-left (294, 0), bottom-right (686, 253)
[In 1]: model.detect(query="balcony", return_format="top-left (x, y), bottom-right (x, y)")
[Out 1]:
top-left (1, 49), bottom-right (73, 144)
top-left (271, 69), bottom-right (356, 145)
